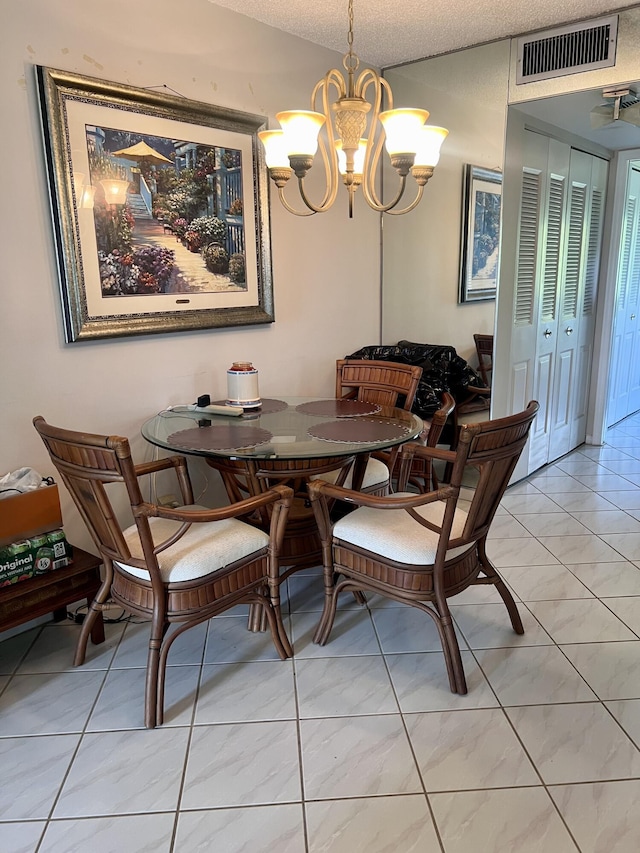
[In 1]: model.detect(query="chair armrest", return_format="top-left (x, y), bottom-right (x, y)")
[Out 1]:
top-left (307, 478), bottom-right (455, 509)
top-left (134, 454), bottom-right (193, 505)
top-left (400, 441), bottom-right (457, 464)
top-left (140, 483), bottom-right (294, 524)
top-left (134, 455), bottom-right (186, 476)
top-left (135, 485), bottom-right (294, 558)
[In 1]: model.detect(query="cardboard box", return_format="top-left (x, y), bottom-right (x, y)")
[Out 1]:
top-left (0, 529), bottom-right (73, 587)
top-left (0, 485), bottom-right (62, 547)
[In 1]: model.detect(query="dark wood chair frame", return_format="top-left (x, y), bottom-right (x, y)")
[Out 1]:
top-left (395, 391), bottom-right (456, 492)
top-left (337, 358), bottom-right (423, 495)
top-left (307, 402), bottom-right (539, 695)
top-left (474, 333), bottom-right (494, 387)
top-left (33, 416), bottom-right (293, 728)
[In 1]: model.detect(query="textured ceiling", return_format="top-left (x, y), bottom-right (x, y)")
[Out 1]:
top-left (208, 0), bottom-right (640, 68)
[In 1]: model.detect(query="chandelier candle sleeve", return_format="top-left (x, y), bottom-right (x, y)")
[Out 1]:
top-left (226, 362), bottom-right (261, 409)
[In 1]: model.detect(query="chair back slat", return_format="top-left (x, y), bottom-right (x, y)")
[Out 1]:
top-left (337, 359), bottom-right (423, 411)
top-left (449, 402), bottom-right (538, 544)
top-left (474, 333), bottom-right (493, 386)
top-left (33, 417), bottom-right (140, 562)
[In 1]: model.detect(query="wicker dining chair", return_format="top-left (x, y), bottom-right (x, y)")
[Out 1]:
top-left (307, 402), bottom-right (539, 695)
top-left (33, 416), bottom-right (293, 728)
top-left (330, 358), bottom-right (423, 495)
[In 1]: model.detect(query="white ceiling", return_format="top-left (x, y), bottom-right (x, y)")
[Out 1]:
top-left (209, 0), bottom-right (640, 69)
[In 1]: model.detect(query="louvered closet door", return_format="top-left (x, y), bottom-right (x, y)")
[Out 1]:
top-left (609, 164), bottom-right (640, 425)
top-left (517, 134), bottom-right (570, 471)
top-left (627, 167), bottom-right (640, 416)
top-left (514, 131), bottom-right (608, 469)
top-left (548, 150), bottom-right (607, 458)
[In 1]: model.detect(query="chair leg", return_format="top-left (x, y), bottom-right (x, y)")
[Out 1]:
top-left (261, 595), bottom-right (292, 659)
top-left (247, 601), bottom-right (268, 632)
top-left (74, 558), bottom-right (113, 667)
top-left (313, 571), bottom-right (343, 645)
top-left (145, 615), bottom-right (169, 729)
top-left (478, 540), bottom-right (524, 634)
top-left (431, 587), bottom-right (467, 695)
top-left (266, 575), bottom-right (292, 657)
top-left (440, 613), bottom-right (467, 695)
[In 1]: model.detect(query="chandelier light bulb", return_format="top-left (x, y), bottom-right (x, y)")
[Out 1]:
top-left (258, 130), bottom-right (291, 169)
top-left (413, 126), bottom-right (449, 168)
top-left (335, 138), bottom-right (367, 177)
top-left (378, 108), bottom-right (430, 156)
top-left (276, 110), bottom-right (326, 156)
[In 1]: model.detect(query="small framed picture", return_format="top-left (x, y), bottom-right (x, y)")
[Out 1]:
top-left (459, 164), bottom-right (502, 303)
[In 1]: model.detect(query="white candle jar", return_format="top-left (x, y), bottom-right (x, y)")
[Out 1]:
top-left (226, 362), bottom-right (261, 409)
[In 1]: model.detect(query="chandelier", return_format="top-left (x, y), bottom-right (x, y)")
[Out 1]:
top-left (258, 0), bottom-right (448, 218)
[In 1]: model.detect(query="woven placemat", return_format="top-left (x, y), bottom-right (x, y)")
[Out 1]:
top-left (307, 418), bottom-right (412, 444)
top-left (166, 425), bottom-right (273, 452)
top-left (211, 398), bottom-right (288, 415)
top-left (296, 399), bottom-right (380, 417)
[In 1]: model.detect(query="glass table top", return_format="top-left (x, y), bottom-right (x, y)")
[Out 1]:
top-left (141, 397), bottom-right (424, 461)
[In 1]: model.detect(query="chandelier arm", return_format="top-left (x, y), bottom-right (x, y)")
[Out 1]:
top-left (297, 175), bottom-right (339, 213)
top-left (276, 186), bottom-right (317, 216)
top-left (363, 174), bottom-right (413, 212)
top-left (358, 71), bottom-right (389, 210)
top-left (383, 183), bottom-right (425, 215)
top-left (317, 76), bottom-right (341, 209)
top-left (284, 72), bottom-right (343, 213)
top-left (361, 132), bottom-right (388, 209)
top-left (354, 68), bottom-right (392, 103)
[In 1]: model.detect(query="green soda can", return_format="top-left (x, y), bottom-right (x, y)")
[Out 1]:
top-left (46, 529), bottom-right (66, 544)
top-left (34, 546), bottom-right (54, 574)
top-left (46, 529), bottom-right (68, 561)
top-left (7, 540), bottom-right (30, 556)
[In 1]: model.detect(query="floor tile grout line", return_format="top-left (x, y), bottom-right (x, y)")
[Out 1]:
top-left (377, 648), bottom-right (447, 853)
top-left (166, 616), bottom-right (210, 851)
top-left (290, 642), bottom-right (311, 853)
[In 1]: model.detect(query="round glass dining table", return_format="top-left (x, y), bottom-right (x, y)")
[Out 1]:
top-left (141, 397), bottom-right (424, 574)
top-left (141, 397), bottom-right (423, 461)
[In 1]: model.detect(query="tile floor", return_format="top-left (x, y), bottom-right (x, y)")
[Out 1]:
top-left (3, 414), bottom-right (640, 852)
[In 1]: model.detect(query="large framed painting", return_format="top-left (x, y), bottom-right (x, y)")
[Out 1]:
top-left (458, 164), bottom-right (502, 304)
top-left (36, 66), bottom-right (274, 341)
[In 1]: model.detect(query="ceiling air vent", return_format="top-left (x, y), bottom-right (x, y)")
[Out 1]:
top-left (516, 15), bottom-right (618, 84)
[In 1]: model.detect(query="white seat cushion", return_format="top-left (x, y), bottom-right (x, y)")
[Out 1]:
top-left (333, 493), bottom-right (470, 564)
top-left (115, 505), bottom-right (269, 583)
top-left (313, 457), bottom-right (390, 490)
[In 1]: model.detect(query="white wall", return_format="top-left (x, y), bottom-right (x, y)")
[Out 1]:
top-left (382, 41), bottom-right (510, 365)
top-left (0, 0), bottom-right (381, 551)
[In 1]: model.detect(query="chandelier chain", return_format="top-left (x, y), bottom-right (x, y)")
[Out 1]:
top-left (343, 0), bottom-right (359, 74)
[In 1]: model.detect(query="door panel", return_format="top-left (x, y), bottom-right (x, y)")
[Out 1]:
top-left (608, 165), bottom-right (640, 425)
top-left (512, 130), bottom-right (608, 471)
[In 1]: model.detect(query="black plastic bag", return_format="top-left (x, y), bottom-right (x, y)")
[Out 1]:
top-left (345, 340), bottom-right (486, 418)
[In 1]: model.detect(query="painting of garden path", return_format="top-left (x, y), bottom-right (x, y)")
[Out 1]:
top-left (85, 126), bottom-right (247, 298)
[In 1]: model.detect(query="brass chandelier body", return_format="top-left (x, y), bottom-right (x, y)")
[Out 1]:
top-left (259, 0), bottom-right (448, 218)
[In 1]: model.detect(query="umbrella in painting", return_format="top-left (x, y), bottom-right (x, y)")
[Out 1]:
top-left (111, 141), bottom-right (173, 165)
